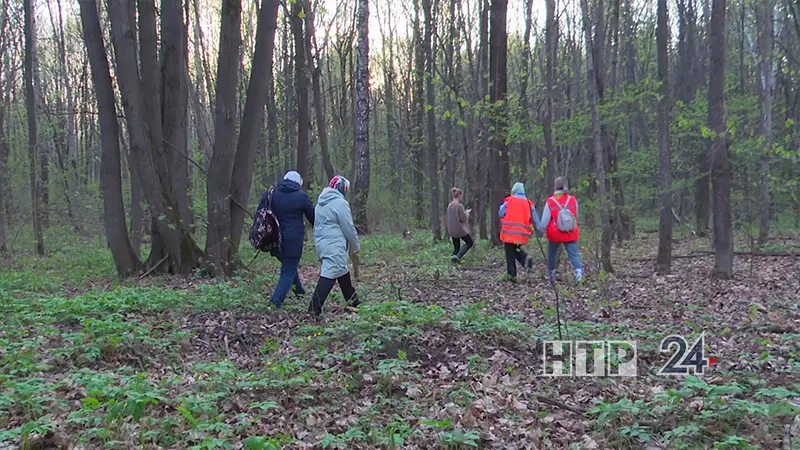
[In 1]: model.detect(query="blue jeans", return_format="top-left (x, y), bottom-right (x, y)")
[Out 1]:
top-left (271, 257), bottom-right (305, 306)
top-left (548, 242), bottom-right (582, 272)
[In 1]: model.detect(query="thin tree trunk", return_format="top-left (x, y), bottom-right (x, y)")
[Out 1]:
top-left (352, 0), bottom-right (370, 232)
top-left (544, 0), bottom-right (557, 193)
top-left (79, 0), bottom-right (139, 275)
top-left (205, 0), bottom-right (242, 276)
top-left (518, 0), bottom-right (533, 186)
top-left (24, 0), bottom-right (44, 255)
top-left (477, 0), bottom-right (490, 240)
top-left (304, 0), bottom-right (334, 181)
top-left (0, 95), bottom-right (7, 256)
top-left (229, 0), bottom-right (279, 254)
top-left (292, 2), bottom-right (311, 186)
top-left (412, 0), bottom-right (425, 225)
top-left (162, 0), bottom-right (192, 231)
top-left (581, 0), bottom-right (613, 273)
top-left (423, 0), bottom-right (440, 240)
top-left (708, 0), bottom-right (732, 278)
top-left (656, 0), bottom-right (673, 274)
top-left (756, 0), bottom-right (773, 244)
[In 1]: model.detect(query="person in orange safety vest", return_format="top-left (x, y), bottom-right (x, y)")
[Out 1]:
top-left (498, 182), bottom-right (541, 281)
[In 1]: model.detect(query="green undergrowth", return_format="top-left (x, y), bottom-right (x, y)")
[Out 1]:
top-left (1, 228), bottom-right (798, 448)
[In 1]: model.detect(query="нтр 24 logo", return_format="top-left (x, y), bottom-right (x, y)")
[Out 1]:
top-left (658, 332), bottom-right (718, 375)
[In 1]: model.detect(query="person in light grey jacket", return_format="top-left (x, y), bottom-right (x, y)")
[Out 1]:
top-left (309, 175), bottom-right (361, 317)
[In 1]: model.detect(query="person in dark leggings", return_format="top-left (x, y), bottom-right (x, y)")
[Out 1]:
top-left (446, 187), bottom-right (473, 263)
top-left (309, 175), bottom-right (361, 317)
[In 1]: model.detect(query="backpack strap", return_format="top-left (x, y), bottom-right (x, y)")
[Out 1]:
top-left (550, 195), bottom-right (566, 210)
top-left (267, 187), bottom-right (275, 210)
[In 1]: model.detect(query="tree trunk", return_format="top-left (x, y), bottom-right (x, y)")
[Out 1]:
top-left (229, 0), bottom-right (279, 254)
top-left (756, 0), bottom-right (773, 245)
top-left (656, 0), bottom-right (673, 274)
top-left (412, 0), bottom-right (425, 226)
top-left (205, 0), bottom-right (242, 277)
top-left (129, 147), bottom-right (144, 256)
top-left (24, 0), bottom-right (44, 256)
top-left (518, 0), bottom-right (533, 186)
top-left (544, 0), bottom-right (557, 194)
top-left (162, 0), bottom-right (192, 231)
top-left (0, 96), bottom-right (7, 256)
top-left (477, 0), bottom-right (490, 240)
top-left (304, 0), bottom-right (335, 181)
top-left (352, 0), bottom-right (370, 232)
top-left (107, 0), bottom-right (202, 274)
top-left (489, 0), bottom-right (509, 247)
top-left (708, 0), bottom-right (732, 278)
top-left (79, 0), bottom-right (139, 275)
top-left (423, 0), bottom-right (441, 240)
top-left (291, 2), bottom-right (311, 186)
top-left (580, 0), bottom-right (613, 273)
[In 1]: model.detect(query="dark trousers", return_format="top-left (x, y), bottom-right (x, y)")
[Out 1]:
top-left (504, 243), bottom-right (529, 278)
top-left (452, 235), bottom-right (474, 258)
top-left (309, 272), bottom-right (357, 315)
top-left (271, 257), bottom-right (303, 306)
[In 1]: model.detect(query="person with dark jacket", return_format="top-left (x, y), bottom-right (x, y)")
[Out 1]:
top-left (256, 170), bottom-right (314, 308)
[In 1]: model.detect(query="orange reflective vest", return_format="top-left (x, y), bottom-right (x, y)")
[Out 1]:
top-left (500, 196), bottom-right (533, 245)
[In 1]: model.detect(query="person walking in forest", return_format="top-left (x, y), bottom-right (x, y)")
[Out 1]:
top-left (537, 176), bottom-right (583, 284)
top-left (446, 187), bottom-right (473, 263)
top-left (257, 170), bottom-right (315, 308)
top-left (309, 175), bottom-right (361, 318)
top-left (499, 182), bottom-right (540, 281)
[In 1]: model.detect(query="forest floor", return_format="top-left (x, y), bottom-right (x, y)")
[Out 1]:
top-left (0, 225), bottom-right (799, 449)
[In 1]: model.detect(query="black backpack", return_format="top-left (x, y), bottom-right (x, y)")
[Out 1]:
top-left (249, 187), bottom-right (281, 252)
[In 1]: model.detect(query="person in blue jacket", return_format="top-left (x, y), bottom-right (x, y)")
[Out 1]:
top-left (308, 175), bottom-right (361, 317)
top-left (256, 170), bottom-right (314, 308)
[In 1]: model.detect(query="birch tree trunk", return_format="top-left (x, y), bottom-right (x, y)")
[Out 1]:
top-left (352, 0), bottom-right (370, 232)
top-left (656, 0), bottom-right (673, 274)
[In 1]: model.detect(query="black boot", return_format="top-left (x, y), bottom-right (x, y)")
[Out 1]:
top-left (308, 277), bottom-right (336, 317)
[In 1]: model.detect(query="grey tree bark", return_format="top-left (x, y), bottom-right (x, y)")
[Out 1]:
top-left (708, 0), bottom-right (733, 278)
top-left (229, 0), bottom-right (279, 254)
top-left (656, 0), bottom-right (673, 274)
top-left (423, 0), bottom-right (440, 240)
top-left (580, 0), bottom-right (614, 273)
top-left (352, 0), bottom-right (371, 232)
top-left (205, 0), bottom-right (242, 277)
top-left (755, 0), bottom-right (774, 244)
top-left (24, 0), bottom-right (44, 256)
top-left (79, 0), bottom-right (139, 276)
top-left (161, 0), bottom-right (192, 231)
